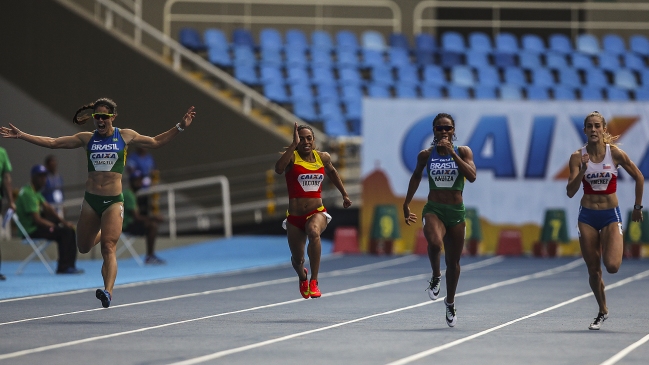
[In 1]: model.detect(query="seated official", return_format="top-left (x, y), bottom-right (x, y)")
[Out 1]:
top-left (16, 165), bottom-right (83, 274)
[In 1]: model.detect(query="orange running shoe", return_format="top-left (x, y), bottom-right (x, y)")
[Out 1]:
top-left (309, 279), bottom-right (321, 298)
top-left (299, 268), bottom-right (310, 299)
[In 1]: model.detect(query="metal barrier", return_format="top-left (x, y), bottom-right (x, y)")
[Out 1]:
top-left (413, 1), bottom-right (649, 37)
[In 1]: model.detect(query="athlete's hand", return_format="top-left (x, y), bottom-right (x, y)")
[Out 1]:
top-left (403, 205), bottom-right (417, 226)
top-left (0, 123), bottom-right (23, 139)
top-left (436, 138), bottom-right (453, 154)
top-left (342, 195), bottom-right (352, 208)
top-left (291, 122), bottom-right (299, 148)
top-left (580, 153), bottom-right (589, 172)
top-left (180, 106), bottom-right (196, 129)
top-left (632, 209), bottom-right (643, 222)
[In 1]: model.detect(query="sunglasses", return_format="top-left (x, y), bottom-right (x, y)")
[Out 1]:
top-left (434, 125), bottom-right (454, 132)
top-left (92, 113), bottom-right (115, 121)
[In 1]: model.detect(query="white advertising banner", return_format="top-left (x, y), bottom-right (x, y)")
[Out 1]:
top-left (362, 99), bottom-right (649, 239)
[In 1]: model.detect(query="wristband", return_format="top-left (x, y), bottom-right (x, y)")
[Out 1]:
top-left (176, 123), bottom-right (184, 132)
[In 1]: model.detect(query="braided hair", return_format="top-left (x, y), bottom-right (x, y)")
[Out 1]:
top-left (72, 98), bottom-right (117, 125)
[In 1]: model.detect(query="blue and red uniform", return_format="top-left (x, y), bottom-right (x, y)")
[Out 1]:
top-left (578, 144), bottom-right (622, 231)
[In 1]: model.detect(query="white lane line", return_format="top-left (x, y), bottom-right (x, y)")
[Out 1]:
top-left (0, 257), bottom-right (504, 361)
top-left (599, 333), bottom-right (649, 365)
top-left (164, 258), bottom-right (581, 365)
top-left (0, 255), bottom-right (422, 327)
top-left (386, 269), bottom-right (649, 365)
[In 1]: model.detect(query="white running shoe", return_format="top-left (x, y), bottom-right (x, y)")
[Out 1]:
top-left (588, 312), bottom-right (608, 330)
top-left (445, 299), bottom-right (457, 327)
top-left (426, 275), bottom-right (441, 301)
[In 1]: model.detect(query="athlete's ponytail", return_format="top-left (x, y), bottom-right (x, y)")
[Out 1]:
top-left (584, 111), bottom-right (619, 146)
top-left (72, 98), bottom-right (118, 125)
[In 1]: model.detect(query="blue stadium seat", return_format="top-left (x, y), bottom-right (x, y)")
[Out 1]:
top-left (341, 84), bottom-right (363, 104)
top-left (608, 87), bottom-right (630, 101)
top-left (362, 49), bottom-right (386, 68)
top-left (293, 100), bottom-right (318, 121)
top-left (439, 52), bottom-right (464, 68)
top-left (580, 87), bottom-right (604, 100)
top-left (641, 69), bottom-right (649, 86)
top-left (312, 67), bottom-right (336, 86)
top-left (260, 28), bottom-right (283, 51)
top-left (558, 68), bottom-right (582, 88)
top-left (442, 31), bottom-right (466, 52)
top-left (571, 53), bottom-right (594, 70)
top-left (362, 30), bottom-right (387, 51)
top-left (503, 67), bottom-right (527, 86)
top-left (319, 101), bottom-right (344, 119)
top-left (415, 33), bottom-right (436, 65)
top-left (312, 30), bottom-right (334, 51)
top-left (552, 86), bottom-right (576, 100)
top-left (233, 46), bottom-right (256, 67)
top-left (389, 48), bottom-right (411, 67)
top-left (367, 83), bottom-right (391, 98)
top-left (260, 66), bottom-right (283, 84)
top-left (232, 28), bottom-right (255, 48)
top-left (468, 32), bottom-right (492, 53)
top-left (336, 30), bottom-right (359, 52)
top-left (519, 51), bottom-right (542, 70)
top-left (234, 64), bottom-right (259, 85)
top-left (446, 85), bottom-right (470, 99)
top-left (371, 65), bottom-right (394, 86)
top-left (289, 83), bottom-right (314, 102)
top-left (451, 66), bottom-right (475, 87)
top-left (207, 47), bottom-right (231, 67)
top-left (396, 65), bottom-right (419, 86)
top-left (343, 100), bottom-right (362, 121)
top-left (263, 82), bottom-right (289, 103)
top-left (316, 83), bottom-right (339, 103)
top-left (624, 52), bottom-right (645, 72)
top-left (495, 33), bottom-right (519, 53)
top-left (336, 49), bottom-right (359, 69)
top-left (531, 68), bottom-right (555, 87)
top-left (526, 86), bottom-right (549, 100)
top-left (422, 65), bottom-right (447, 87)
top-left (630, 34), bottom-right (649, 57)
top-left (390, 33), bottom-right (411, 50)
top-left (576, 34), bottom-right (600, 55)
top-left (493, 52), bottom-right (517, 68)
top-left (522, 34), bottom-right (546, 54)
top-left (204, 29), bottom-right (228, 50)
top-left (636, 87), bottom-right (649, 100)
top-left (323, 116), bottom-right (349, 137)
top-left (598, 53), bottom-right (621, 72)
top-left (602, 34), bottom-right (626, 55)
top-left (260, 48), bottom-right (282, 67)
top-left (286, 29), bottom-right (308, 51)
top-left (499, 84), bottom-right (523, 100)
top-left (549, 34), bottom-right (573, 54)
top-left (395, 84), bottom-right (418, 98)
top-left (339, 67), bottom-right (363, 86)
top-left (466, 51), bottom-right (490, 69)
top-left (585, 69), bottom-right (609, 88)
top-left (179, 27), bottom-right (206, 52)
top-left (311, 48), bottom-right (333, 68)
top-left (285, 48), bottom-right (308, 68)
top-left (421, 84), bottom-right (443, 98)
top-left (614, 69), bottom-right (638, 90)
top-left (286, 67), bottom-right (310, 86)
top-left (546, 52), bottom-right (569, 70)
top-left (476, 66), bottom-right (500, 87)
top-left (474, 85), bottom-right (496, 99)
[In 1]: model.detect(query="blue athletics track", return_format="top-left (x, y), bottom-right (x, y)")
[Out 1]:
top-left (1, 235), bottom-right (648, 365)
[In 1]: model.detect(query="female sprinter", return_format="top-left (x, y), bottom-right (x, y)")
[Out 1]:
top-left (275, 123), bottom-right (352, 299)
top-left (403, 113), bottom-right (476, 327)
top-left (0, 98), bottom-right (195, 308)
top-left (567, 111), bottom-right (643, 330)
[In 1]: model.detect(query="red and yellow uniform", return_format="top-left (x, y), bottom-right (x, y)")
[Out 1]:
top-left (283, 150), bottom-right (331, 230)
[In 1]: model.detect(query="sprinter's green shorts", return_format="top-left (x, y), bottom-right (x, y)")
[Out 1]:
top-left (84, 191), bottom-right (124, 216)
top-left (422, 201), bottom-right (466, 227)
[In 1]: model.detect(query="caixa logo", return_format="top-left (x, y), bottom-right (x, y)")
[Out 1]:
top-left (401, 115), bottom-right (649, 179)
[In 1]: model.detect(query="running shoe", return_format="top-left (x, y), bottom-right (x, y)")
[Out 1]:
top-left (426, 275), bottom-right (441, 301)
top-left (0, 273), bottom-right (6, 281)
top-left (589, 312), bottom-right (608, 330)
top-left (145, 255), bottom-right (166, 265)
top-left (96, 289), bottom-right (112, 308)
top-left (445, 299), bottom-right (457, 327)
top-left (299, 268), bottom-right (310, 299)
top-left (309, 279), bottom-right (321, 298)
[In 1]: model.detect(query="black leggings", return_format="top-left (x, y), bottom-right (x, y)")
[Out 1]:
top-left (31, 225), bottom-right (78, 272)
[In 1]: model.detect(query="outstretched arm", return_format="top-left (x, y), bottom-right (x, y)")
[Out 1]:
top-left (403, 150), bottom-right (429, 225)
top-left (125, 106), bottom-right (195, 149)
top-left (614, 147), bottom-right (644, 222)
top-left (321, 152), bottom-right (352, 208)
top-left (0, 124), bottom-right (87, 149)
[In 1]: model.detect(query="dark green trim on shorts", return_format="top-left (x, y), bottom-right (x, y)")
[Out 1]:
top-left (422, 201), bottom-right (466, 227)
top-left (84, 191), bottom-right (124, 216)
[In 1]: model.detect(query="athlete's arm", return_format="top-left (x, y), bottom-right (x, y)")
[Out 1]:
top-left (275, 123), bottom-right (299, 174)
top-left (455, 146), bottom-right (477, 182)
top-left (0, 124), bottom-right (88, 149)
top-left (612, 146), bottom-right (644, 222)
top-left (321, 152), bottom-right (352, 208)
top-left (124, 106), bottom-right (195, 149)
top-left (567, 150), bottom-right (588, 198)
top-left (403, 149), bottom-right (429, 225)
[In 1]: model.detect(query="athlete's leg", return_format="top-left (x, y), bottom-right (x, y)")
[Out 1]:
top-left (76, 200), bottom-right (102, 254)
top-left (304, 213), bottom-right (328, 281)
top-left (578, 222), bottom-right (607, 314)
top-left (443, 222), bottom-right (466, 304)
top-left (600, 221), bottom-right (623, 274)
top-left (287, 223), bottom-right (308, 280)
top-left (99, 203), bottom-right (124, 295)
top-left (423, 213), bottom-right (446, 278)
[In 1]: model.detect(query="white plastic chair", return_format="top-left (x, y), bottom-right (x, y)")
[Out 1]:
top-left (11, 214), bottom-right (55, 275)
top-left (115, 233), bottom-right (144, 266)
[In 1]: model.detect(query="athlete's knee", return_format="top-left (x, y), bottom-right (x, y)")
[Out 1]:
top-left (587, 265), bottom-right (602, 277)
top-left (427, 239), bottom-right (443, 252)
top-left (291, 256), bottom-right (304, 267)
top-left (78, 243), bottom-right (92, 254)
top-left (604, 263), bottom-right (619, 274)
top-left (305, 227), bottom-right (321, 241)
top-left (100, 241), bottom-right (117, 257)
